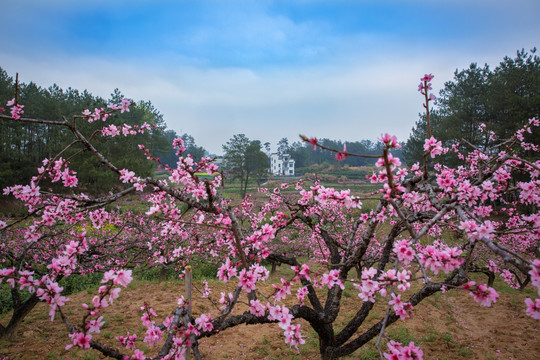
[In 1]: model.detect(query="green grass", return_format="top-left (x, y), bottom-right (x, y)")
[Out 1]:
top-left (457, 346), bottom-right (471, 357)
top-left (441, 331), bottom-right (453, 343)
top-left (254, 346), bottom-right (269, 356)
top-left (0, 285), bottom-right (32, 315)
top-left (420, 327), bottom-right (439, 343)
top-left (356, 347), bottom-right (379, 360)
top-left (81, 352), bottom-right (100, 360)
top-left (0, 259), bottom-right (220, 317)
top-left (131, 261), bottom-right (219, 282)
top-left (388, 326), bottom-right (417, 345)
top-left (46, 351), bottom-right (66, 360)
top-left (59, 272), bottom-right (103, 295)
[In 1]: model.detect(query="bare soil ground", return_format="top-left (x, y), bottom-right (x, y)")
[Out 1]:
top-left (1, 271), bottom-right (539, 360)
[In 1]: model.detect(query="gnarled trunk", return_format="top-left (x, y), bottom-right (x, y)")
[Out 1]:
top-left (0, 292), bottom-right (40, 340)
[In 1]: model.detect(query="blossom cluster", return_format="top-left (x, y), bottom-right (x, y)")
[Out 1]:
top-left (525, 260), bottom-right (540, 320)
top-left (384, 340), bottom-right (424, 360)
top-left (418, 73), bottom-right (436, 103)
top-left (6, 98), bottom-right (24, 119)
top-left (81, 99), bottom-right (131, 123)
top-left (462, 281), bottom-right (499, 307)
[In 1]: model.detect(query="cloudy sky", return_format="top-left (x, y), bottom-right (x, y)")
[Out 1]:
top-left (1, 0), bottom-right (539, 154)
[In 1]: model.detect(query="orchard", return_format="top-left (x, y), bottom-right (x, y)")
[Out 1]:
top-left (0, 73), bottom-right (539, 360)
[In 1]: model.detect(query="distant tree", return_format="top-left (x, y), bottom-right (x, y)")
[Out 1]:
top-left (489, 48), bottom-right (540, 146)
top-left (403, 112), bottom-right (444, 166)
top-left (0, 69), bottom-right (174, 194)
top-left (159, 131), bottom-right (206, 169)
top-left (263, 141), bottom-right (271, 155)
top-left (247, 140), bottom-right (270, 187)
top-left (277, 137), bottom-right (290, 156)
top-left (289, 141), bottom-right (309, 168)
top-left (222, 134), bottom-right (268, 198)
top-left (181, 133), bottom-right (206, 160)
top-left (404, 49), bottom-right (540, 165)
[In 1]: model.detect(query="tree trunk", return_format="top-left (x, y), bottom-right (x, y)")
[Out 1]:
top-left (270, 261), bottom-right (277, 274)
top-left (0, 293), bottom-right (40, 340)
top-left (320, 344), bottom-right (338, 360)
top-left (355, 264), bottom-right (362, 279)
top-left (159, 266), bottom-right (168, 283)
top-left (320, 350), bottom-right (338, 360)
top-left (317, 326), bottom-right (338, 360)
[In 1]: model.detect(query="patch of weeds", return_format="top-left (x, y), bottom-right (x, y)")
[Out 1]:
top-left (509, 296), bottom-right (521, 310)
top-left (0, 285), bottom-right (32, 315)
top-left (254, 346), bottom-right (269, 356)
top-left (345, 280), bottom-right (355, 290)
top-left (388, 327), bottom-right (417, 344)
top-left (444, 313), bottom-right (456, 325)
top-left (38, 330), bottom-right (52, 340)
top-left (441, 332), bottom-right (453, 343)
top-left (306, 334), bottom-right (319, 350)
top-left (81, 351), bottom-right (100, 360)
top-left (261, 336), bottom-right (269, 345)
top-left (103, 331), bottom-right (113, 339)
top-left (356, 347), bottom-right (378, 360)
top-left (421, 327), bottom-right (438, 343)
top-left (192, 262), bottom-right (220, 280)
top-left (286, 348), bottom-right (301, 359)
top-left (47, 351), bottom-right (65, 360)
top-left (457, 346), bottom-right (471, 357)
top-left (59, 273), bottom-right (103, 295)
top-left (494, 279), bottom-right (535, 296)
top-left (108, 313), bottom-right (126, 322)
top-left (138, 344), bottom-right (152, 354)
top-left (428, 292), bottom-right (442, 308)
top-left (343, 290), bottom-right (353, 298)
top-left (28, 311), bottom-right (49, 322)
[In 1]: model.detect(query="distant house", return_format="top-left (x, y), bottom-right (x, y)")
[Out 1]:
top-left (270, 153), bottom-right (295, 176)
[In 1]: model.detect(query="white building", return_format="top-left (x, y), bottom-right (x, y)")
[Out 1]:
top-left (270, 153), bottom-right (295, 176)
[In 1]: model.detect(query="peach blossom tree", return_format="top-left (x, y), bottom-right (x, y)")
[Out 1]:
top-left (0, 74), bottom-right (539, 360)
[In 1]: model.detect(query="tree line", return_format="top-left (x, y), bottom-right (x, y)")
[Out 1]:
top-left (0, 68), bottom-right (200, 194)
top-left (2, 48), bottom-right (538, 196)
top-left (404, 48), bottom-right (540, 165)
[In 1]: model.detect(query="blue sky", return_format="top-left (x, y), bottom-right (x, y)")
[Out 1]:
top-left (1, 0), bottom-right (539, 154)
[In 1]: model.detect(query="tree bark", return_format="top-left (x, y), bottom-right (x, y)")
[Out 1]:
top-left (0, 293), bottom-right (40, 340)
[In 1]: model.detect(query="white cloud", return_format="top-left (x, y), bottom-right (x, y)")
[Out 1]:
top-left (1, 0), bottom-right (539, 155)
top-left (0, 50), bottom-right (456, 154)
